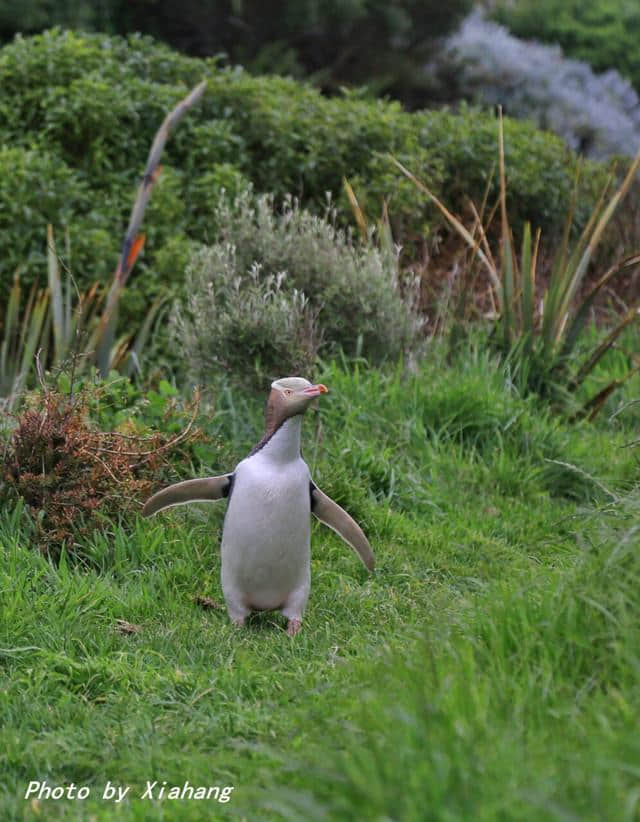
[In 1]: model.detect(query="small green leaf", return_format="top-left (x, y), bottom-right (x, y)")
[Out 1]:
top-left (158, 379), bottom-right (178, 397)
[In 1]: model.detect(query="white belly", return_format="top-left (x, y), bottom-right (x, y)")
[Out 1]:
top-left (221, 454), bottom-right (311, 611)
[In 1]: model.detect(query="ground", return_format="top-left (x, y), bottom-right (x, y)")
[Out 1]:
top-left (1, 350), bottom-right (639, 820)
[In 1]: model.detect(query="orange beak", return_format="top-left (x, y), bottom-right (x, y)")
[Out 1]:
top-left (302, 383), bottom-right (329, 397)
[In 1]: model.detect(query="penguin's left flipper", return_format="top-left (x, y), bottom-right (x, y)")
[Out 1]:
top-left (310, 484), bottom-right (375, 572)
top-left (142, 474), bottom-right (233, 517)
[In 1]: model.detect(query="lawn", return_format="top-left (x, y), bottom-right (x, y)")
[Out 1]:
top-left (1, 350), bottom-right (640, 820)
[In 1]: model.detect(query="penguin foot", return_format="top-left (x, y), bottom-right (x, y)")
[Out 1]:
top-left (286, 618), bottom-right (302, 637)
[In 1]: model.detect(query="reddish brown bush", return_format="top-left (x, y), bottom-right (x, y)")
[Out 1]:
top-left (1, 389), bottom-right (200, 555)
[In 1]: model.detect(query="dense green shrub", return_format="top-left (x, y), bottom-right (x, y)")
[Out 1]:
top-left (493, 0), bottom-right (640, 93)
top-left (0, 29), bottom-right (606, 311)
top-left (413, 104), bottom-right (602, 233)
top-left (0, 146), bottom-right (97, 282)
top-left (172, 193), bottom-right (421, 385)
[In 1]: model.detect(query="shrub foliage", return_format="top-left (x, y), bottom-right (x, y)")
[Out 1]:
top-left (0, 28), bottom-right (604, 311)
top-left (493, 0), bottom-right (640, 94)
top-left (447, 10), bottom-right (640, 160)
top-left (172, 193), bottom-right (422, 384)
top-left (0, 381), bottom-right (205, 554)
top-left (0, 0), bottom-right (472, 99)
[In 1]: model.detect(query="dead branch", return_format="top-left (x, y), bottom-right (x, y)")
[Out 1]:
top-left (97, 80), bottom-right (208, 354)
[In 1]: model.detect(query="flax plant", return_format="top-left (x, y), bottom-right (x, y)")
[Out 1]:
top-left (0, 80), bottom-right (206, 410)
top-left (0, 277), bottom-right (49, 411)
top-left (391, 112), bottom-right (640, 417)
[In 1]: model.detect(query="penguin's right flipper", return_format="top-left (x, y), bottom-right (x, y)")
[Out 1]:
top-left (310, 484), bottom-right (375, 572)
top-left (142, 474), bottom-right (233, 517)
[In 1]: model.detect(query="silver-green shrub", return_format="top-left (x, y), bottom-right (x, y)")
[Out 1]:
top-left (172, 192), bottom-right (421, 384)
top-left (173, 245), bottom-right (318, 382)
top-left (445, 10), bottom-right (640, 160)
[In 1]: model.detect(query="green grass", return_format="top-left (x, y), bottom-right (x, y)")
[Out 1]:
top-left (2, 349), bottom-right (640, 820)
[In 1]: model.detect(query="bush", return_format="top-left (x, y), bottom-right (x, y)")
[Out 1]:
top-left (492, 0), bottom-right (640, 94)
top-left (446, 10), bottom-right (640, 160)
top-left (0, 29), bottom-right (228, 305)
top-left (412, 104), bottom-right (603, 233)
top-left (172, 192), bottom-right (421, 385)
top-left (0, 376), bottom-right (212, 555)
top-left (0, 29), bottom-right (606, 310)
top-left (0, 146), bottom-right (106, 296)
top-left (174, 248), bottom-right (319, 383)
top-left (0, 0), bottom-right (472, 99)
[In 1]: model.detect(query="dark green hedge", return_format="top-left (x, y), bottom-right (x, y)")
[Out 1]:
top-left (0, 28), bottom-right (604, 309)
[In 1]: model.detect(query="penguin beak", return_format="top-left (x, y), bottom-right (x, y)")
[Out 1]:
top-left (302, 384), bottom-right (328, 398)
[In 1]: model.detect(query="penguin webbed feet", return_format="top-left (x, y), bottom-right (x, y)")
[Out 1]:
top-left (286, 618), bottom-right (302, 637)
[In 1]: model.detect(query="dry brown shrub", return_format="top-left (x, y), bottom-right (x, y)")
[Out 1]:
top-left (1, 389), bottom-right (201, 555)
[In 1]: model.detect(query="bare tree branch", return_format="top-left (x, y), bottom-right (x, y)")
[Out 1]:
top-left (96, 80), bottom-right (207, 374)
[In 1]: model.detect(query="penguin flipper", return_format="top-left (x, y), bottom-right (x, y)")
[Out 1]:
top-left (142, 474), bottom-right (233, 517)
top-left (310, 484), bottom-right (375, 572)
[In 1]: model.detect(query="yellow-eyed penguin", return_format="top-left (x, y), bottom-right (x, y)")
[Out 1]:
top-left (142, 377), bottom-right (374, 636)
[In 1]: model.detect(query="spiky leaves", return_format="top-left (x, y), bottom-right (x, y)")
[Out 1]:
top-left (391, 111), bottom-right (640, 416)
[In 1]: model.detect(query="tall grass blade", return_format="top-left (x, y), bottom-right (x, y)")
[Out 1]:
top-left (498, 110), bottom-right (515, 346)
top-left (581, 362), bottom-right (640, 421)
top-left (378, 201), bottom-right (395, 261)
top-left (573, 303), bottom-right (640, 388)
top-left (542, 172), bottom-right (614, 350)
top-left (1, 276), bottom-right (21, 393)
top-left (47, 223), bottom-right (66, 362)
top-left (2, 282), bottom-right (50, 409)
top-left (520, 222), bottom-right (535, 352)
top-left (552, 149), bottom-right (640, 348)
top-left (124, 296), bottom-right (167, 377)
top-left (562, 252), bottom-right (640, 359)
top-left (557, 162), bottom-right (581, 276)
top-left (389, 154), bottom-right (502, 301)
top-left (501, 231), bottom-right (515, 347)
top-left (343, 177), bottom-right (368, 242)
top-left (467, 199), bottom-right (499, 284)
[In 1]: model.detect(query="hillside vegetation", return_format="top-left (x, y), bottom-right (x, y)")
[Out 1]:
top-left (0, 29), bottom-right (605, 312)
top-left (0, 0), bottom-right (473, 100)
top-left (2, 18), bottom-right (640, 822)
top-left (493, 0), bottom-right (640, 93)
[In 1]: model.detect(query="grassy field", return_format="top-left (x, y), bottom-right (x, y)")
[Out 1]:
top-left (2, 349), bottom-right (640, 820)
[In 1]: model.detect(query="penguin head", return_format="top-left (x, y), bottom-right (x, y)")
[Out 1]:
top-left (265, 377), bottom-right (328, 431)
